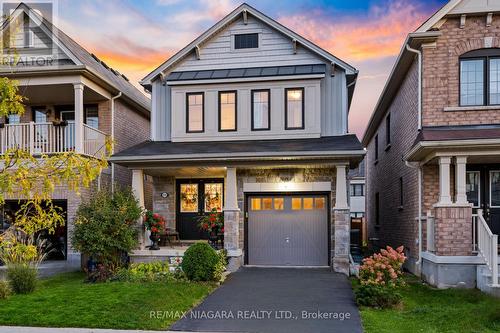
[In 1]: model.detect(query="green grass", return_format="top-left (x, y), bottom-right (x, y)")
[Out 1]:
top-left (0, 272), bottom-right (216, 330)
top-left (353, 275), bottom-right (500, 333)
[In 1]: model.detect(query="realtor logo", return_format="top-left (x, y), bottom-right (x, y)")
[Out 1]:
top-left (0, 0), bottom-right (59, 68)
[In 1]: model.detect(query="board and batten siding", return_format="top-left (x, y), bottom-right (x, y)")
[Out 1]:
top-left (170, 79), bottom-right (321, 142)
top-left (175, 16), bottom-right (321, 71)
top-left (149, 14), bottom-right (349, 141)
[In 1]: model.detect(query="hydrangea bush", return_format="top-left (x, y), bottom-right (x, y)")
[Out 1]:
top-left (359, 246), bottom-right (406, 287)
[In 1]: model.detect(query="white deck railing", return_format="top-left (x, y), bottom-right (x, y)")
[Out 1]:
top-left (476, 209), bottom-right (498, 286)
top-left (0, 122), bottom-right (106, 158)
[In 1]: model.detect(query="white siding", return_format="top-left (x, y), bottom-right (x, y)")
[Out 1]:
top-left (175, 16), bottom-right (322, 71)
top-left (170, 79), bottom-right (321, 142)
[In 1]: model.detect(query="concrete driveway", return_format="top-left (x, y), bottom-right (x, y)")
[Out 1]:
top-left (171, 267), bottom-right (363, 333)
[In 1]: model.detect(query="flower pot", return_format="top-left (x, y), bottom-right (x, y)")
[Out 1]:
top-left (148, 232), bottom-right (160, 250)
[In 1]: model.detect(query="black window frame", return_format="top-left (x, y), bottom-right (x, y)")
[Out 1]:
top-left (218, 90), bottom-right (237, 132)
top-left (385, 113), bottom-right (391, 147)
top-left (375, 192), bottom-right (380, 227)
top-left (234, 33), bottom-right (259, 49)
top-left (284, 87), bottom-right (305, 130)
top-left (399, 177), bottom-right (404, 208)
top-left (186, 92), bottom-right (205, 133)
top-left (251, 89), bottom-right (271, 131)
top-left (350, 184), bottom-right (364, 197)
top-left (374, 134), bottom-right (379, 163)
top-left (459, 48), bottom-right (500, 107)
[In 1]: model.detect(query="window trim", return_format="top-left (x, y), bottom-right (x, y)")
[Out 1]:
top-left (186, 92), bottom-right (205, 133)
top-left (385, 113), bottom-right (391, 148)
top-left (284, 87), bottom-right (305, 130)
top-left (374, 134), bottom-right (379, 164)
top-left (251, 89), bottom-right (271, 131)
top-left (350, 184), bottom-right (364, 197)
top-left (375, 192), bottom-right (380, 227)
top-left (234, 33), bottom-right (259, 50)
top-left (218, 90), bottom-right (237, 132)
top-left (459, 48), bottom-right (500, 107)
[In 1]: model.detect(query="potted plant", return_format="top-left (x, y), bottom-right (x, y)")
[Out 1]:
top-left (144, 211), bottom-right (166, 250)
top-left (197, 208), bottom-right (224, 249)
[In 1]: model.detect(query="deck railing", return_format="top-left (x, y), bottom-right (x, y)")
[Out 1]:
top-left (476, 209), bottom-right (498, 286)
top-left (0, 122), bottom-right (106, 158)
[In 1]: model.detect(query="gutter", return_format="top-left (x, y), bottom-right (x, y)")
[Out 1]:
top-left (405, 44), bottom-right (422, 130)
top-left (110, 91), bottom-right (122, 193)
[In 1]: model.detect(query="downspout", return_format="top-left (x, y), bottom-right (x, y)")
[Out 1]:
top-left (405, 44), bottom-right (422, 130)
top-left (406, 161), bottom-right (423, 271)
top-left (110, 91), bottom-right (122, 193)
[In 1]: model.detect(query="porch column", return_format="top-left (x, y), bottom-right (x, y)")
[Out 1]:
top-left (333, 164), bottom-right (350, 275)
top-left (74, 83), bottom-right (84, 154)
top-left (132, 169), bottom-right (146, 249)
top-left (334, 164), bottom-right (349, 210)
top-left (455, 156), bottom-right (468, 205)
top-left (224, 167), bottom-right (242, 271)
top-left (438, 156), bottom-right (452, 205)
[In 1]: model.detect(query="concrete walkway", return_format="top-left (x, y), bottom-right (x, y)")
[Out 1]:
top-left (171, 267), bottom-right (363, 333)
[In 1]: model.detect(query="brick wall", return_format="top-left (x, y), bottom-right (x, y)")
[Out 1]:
top-left (422, 15), bottom-right (500, 126)
top-left (365, 59), bottom-right (420, 262)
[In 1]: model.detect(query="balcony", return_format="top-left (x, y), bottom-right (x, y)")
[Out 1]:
top-left (0, 121), bottom-right (107, 157)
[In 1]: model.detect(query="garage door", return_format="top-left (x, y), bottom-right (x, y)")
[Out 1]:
top-left (247, 194), bottom-right (329, 266)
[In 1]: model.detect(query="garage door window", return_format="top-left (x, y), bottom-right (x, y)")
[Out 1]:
top-left (315, 197), bottom-right (326, 210)
top-left (292, 198), bottom-right (302, 210)
top-left (303, 198), bottom-right (313, 210)
top-left (262, 198), bottom-right (273, 210)
top-left (274, 198), bottom-right (284, 210)
top-left (251, 198), bottom-right (261, 210)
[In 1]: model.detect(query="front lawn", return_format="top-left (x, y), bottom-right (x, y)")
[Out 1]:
top-left (0, 271), bottom-right (216, 330)
top-left (354, 275), bottom-right (500, 333)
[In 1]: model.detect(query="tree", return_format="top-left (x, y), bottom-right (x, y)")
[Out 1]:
top-left (0, 77), bottom-right (111, 265)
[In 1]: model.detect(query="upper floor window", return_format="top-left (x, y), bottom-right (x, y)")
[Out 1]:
top-left (186, 92), bottom-right (204, 133)
top-left (234, 33), bottom-right (258, 49)
top-left (85, 105), bottom-right (99, 129)
top-left (350, 184), bottom-right (364, 197)
top-left (374, 134), bottom-right (379, 162)
top-left (385, 113), bottom-right (391, 146)
top-left (218, 91), bottom-right (237, 132)
top-left (285, 88), bottom-right (304, 130)
top-left (460, 48), bottom-right (500, 106)
top-left (251, 89), bottom-right (270, 130)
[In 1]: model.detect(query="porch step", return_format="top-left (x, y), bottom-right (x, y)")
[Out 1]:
top-left (477, 264), bottom-right (500, 297)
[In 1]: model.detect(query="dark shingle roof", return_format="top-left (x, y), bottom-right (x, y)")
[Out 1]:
top-left (112, 135), bottom-right (363, 161)
top-left (415, 125), bottom-right (500, 144)
top-left (166, 64), bottom-right (326, 82)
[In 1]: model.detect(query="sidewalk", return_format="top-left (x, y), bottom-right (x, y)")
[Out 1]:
top-left (0, 327), bottom-right (220, 333)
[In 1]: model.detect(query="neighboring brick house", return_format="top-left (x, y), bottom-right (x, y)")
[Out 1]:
top-left (111, 3), bottom-right (365, 273)
top-left (0, 3), bottom-right (151, 266)
top-left (363, 0), bottom-right (500, 295)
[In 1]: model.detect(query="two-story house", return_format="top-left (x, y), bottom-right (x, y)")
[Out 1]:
top-left (111, 3), bottom-right (365, 273)
top-left (363, 0), bottom-right (500, 295)
top-left (0, 3), bottom-right (151, 268)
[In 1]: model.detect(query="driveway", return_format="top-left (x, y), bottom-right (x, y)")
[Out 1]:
top-left (171, 267), bottom-right (363, 333)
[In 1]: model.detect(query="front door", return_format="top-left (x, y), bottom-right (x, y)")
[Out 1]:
top-left (467, 167), bottom-right (500, 235)
top-left (176, 179), bottom-right (224, 240)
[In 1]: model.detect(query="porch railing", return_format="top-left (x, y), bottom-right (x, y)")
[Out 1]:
top-left (0, 122), bottom-right (106, 158)
top-left (476, 209), bottom-right (499, 286)
top-left (426, 211), bottom-right (435, 252)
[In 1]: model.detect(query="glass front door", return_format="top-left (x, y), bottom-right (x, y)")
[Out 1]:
top-left (176, 179), bottom-right (224, 240)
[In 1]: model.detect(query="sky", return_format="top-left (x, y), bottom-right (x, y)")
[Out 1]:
top-left (56, 0), bottom-right (447, 138)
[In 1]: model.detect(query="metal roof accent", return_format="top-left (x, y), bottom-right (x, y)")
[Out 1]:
top-left (166, 64), bottom-right (326, 82)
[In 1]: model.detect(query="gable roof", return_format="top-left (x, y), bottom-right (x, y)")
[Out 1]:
top-left (361, 0), bottom-right (500, 146)
top-left (1, 3), bottom-right (150, 114)
top-left (140, 3), bottom-right (357, 87)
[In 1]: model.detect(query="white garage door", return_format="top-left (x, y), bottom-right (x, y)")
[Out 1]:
top-left (247, 194), bottom-right (329, 266)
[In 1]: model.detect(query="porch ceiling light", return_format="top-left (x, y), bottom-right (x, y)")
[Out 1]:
top-left (160, 192), bottom-right (169, 198)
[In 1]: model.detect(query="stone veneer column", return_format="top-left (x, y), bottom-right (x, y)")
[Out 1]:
top-left (224, 167), bottom-right (242, 271)
top-left (333, 164), bottom-right (350, 275)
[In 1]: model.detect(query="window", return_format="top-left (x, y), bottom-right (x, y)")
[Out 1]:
top-left (314, 197), bottom-right (326, 210)
top-left (234, 33), bottom-right (258, 49)
top-left (285, 88), bottom-right (304, 129)
top-left (33, 108), bottom-right (47, 123)
top-left (350, 184), bottom-right (364, 197)
top-left (351, 212), bottom-right (365, 218)
top-left (399, 177), bottom-right (404, 207)
top-left (374, 135), bottom-right (379, 162)
top-left (251, 198), bottom-right (262, 211)
top-left (466, 171), bottom-right (480, 207)
top-left (218, 91), bottom-right (237, 131)
top-left (6, 114), bottom-right (20, 124)
top-left (251, 89), bottom-right (270, 130)
top-left (303, 198), bottom-right (313, 210)
top-left (460, 48), bottom-right (500, 106)
top-left (375, 193), bottom-right (380, 226)
top-left (204, 183), bottom-right (223, 212)
top-left (262, 198), bottom-right (273, 210)
top-left (274, 198), bottom-right (284, 210)
top-left (186, 92), bottom-right (204, 133)
top-left (85, 105), bottom-right (99, 129)
top-left (292, 198), bottom-right (302, 210)
top-left (180, 184), bottom-right (198, 213)
top-left (385, 113), bottom-right (391, 146)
